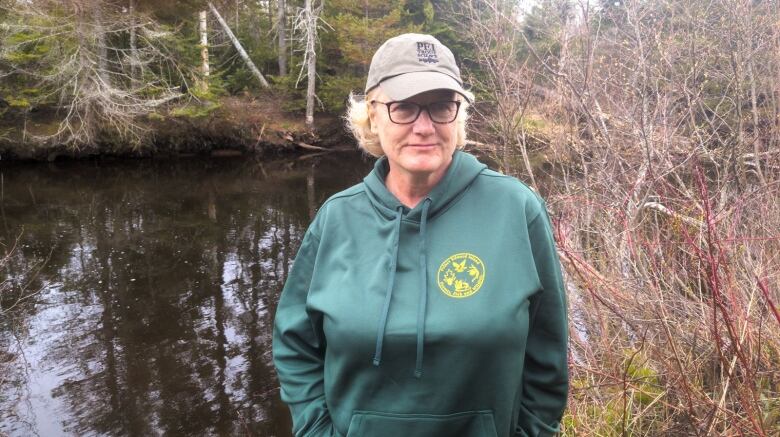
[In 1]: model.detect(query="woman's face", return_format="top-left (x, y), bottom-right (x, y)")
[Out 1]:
top-left (369, 88), bottom-right (459, 181)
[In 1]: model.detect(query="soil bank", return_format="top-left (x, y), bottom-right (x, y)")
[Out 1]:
top-left (0, 94), bottom-right (357, 162)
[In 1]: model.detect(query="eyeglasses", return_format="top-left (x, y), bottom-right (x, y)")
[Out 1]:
top-left (370, 100), bottom-right (461, 124)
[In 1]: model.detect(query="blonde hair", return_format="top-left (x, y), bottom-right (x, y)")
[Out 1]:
top-left (345, 87), bottom-right (474, 157)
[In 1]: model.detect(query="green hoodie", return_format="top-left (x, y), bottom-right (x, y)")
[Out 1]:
top-left (273, 151), bottom-right (568, 437)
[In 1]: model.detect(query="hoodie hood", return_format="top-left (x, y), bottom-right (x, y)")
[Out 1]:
top-left (363, 150), bottom-right (487, 221)
top-left (363, 150), bottom-right (486, 377)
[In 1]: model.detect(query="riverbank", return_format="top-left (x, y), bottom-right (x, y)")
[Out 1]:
top-left (0, 94), bottom-right (356, 162)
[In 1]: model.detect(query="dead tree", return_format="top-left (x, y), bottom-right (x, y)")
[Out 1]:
top-left (277, 0), bottom-right (287, 76)
top-left (207, 1), bottom-right (270, 88)
top-left (128, 0), bottom-right (139, 84)
top-left (294, 0), bottom-right (324, 128)
top-left (1, 0), bottom-right (183, 146)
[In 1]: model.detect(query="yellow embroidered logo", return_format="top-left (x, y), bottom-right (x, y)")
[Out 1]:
top-left (437, 252), bottom-right (486, 298)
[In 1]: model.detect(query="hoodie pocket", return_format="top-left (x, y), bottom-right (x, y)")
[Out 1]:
top-left (345, 410), bottom-right (498, 437)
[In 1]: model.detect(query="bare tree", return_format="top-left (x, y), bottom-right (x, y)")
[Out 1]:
top-left (1, 0), bottom-right (185, 147)
top-left (294, 0), bottom-right (324, 128)
top-left (277, 0), bottom-right (287, 76)
top-left (128, 0), bottom-right (139, 84)
top-left (451, 0), bottom-right (543, 186)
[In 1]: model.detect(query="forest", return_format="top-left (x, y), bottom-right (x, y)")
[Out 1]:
top-left (2, 0), bottom-right (780, 435)
top-left (0, 0), bottom-right (471, 157)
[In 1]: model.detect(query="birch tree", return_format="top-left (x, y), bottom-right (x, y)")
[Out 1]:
top-left (199, 10), bottom-right (209, 91)
top-left (304, 0), bottom-right (318, 127)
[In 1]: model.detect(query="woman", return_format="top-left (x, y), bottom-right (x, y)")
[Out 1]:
top-left (273, 33), bottom-right (568, 437)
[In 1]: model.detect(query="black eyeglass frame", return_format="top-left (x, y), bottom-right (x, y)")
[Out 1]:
top-left (370, 100), bottom-right (462, 124)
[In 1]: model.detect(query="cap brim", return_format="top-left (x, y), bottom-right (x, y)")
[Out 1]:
top-left (380, 71), bottom-right (473, 103)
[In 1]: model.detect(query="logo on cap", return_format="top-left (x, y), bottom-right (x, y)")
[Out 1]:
top-left (416, 42), bottom-right (438, 64)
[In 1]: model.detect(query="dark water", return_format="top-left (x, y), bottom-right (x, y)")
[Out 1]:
top-left (0, 154), bottom-right (372, 436)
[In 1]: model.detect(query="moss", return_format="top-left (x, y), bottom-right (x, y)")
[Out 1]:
top-left (5, 30), bottom-right (46, 45)
top-left (562, 351), bottom-right (666, 436)
top-left (561, 400), bottom-right (626, 436)
top-left (20, 88), bottom-right (41, 97)
top-left (623, 348), bottom-right (663, 407)
top-left (170, 102), bottom-right (220, 119)
top-left (7, 98), bottom-right (30, 108)
top-left (520, 114), bottom-right (548, 132)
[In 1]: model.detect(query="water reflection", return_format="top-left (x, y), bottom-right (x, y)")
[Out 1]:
top-left (0, 154), bottom-right (371, 436)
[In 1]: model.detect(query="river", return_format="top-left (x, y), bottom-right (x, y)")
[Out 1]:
top-left (0, 153), bottom-right (372, 436)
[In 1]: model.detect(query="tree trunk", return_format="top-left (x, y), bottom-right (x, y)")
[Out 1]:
top-left (200, 10), bottom-right (209, 91)
top-left (277, 0), bottom-right (287, 76)
top-left (129, 0), bottom-right (139, 84)
top-left (207, 2), bottom-right (270, 88)
top-left (94, 4), bottom-right (111, 88)
top-left (304, 0), bottom-right (319, 127)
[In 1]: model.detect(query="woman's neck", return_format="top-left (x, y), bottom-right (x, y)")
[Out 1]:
top-left (385, 166), bottom-right (447, 208)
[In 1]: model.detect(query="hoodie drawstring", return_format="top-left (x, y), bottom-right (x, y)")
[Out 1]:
top-left (373, 206), bottom-right (404, 367)
top-left (371, 199), bottom-right (433, 379)
top-left (414, 198), bottom-right (432, 378)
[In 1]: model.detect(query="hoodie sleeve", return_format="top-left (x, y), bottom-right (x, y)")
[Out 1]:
top-left (273, 228), bottom-right (337, 437)
top-left (516, 199), bottom-right (569, 437)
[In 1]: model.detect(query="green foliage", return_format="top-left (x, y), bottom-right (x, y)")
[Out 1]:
top-left (523, 0), bottom-right (573, 60)
top-left (419, 1), bottom-right (490, 90)
top-left (270, 75), bottom-right (307, 113)
top-left (622, 349), bottom-right (663, 407)
top-left (187, 67), bottom-right (228, 103)
top-left (135, 0), bottom-right (210, 24)
top-left (562, 398), bottom-right (625, 436)
top-left (319, 74), bottom-right (364, 113)
top-left (210, 6), bottom-right (279, 95)
top-left (302, 0), bottom-right (474, 117)
top-left (562, 349), bottom-right (665, 436)
top-left (0, 0), bottom-right (487, 138)
top-left (403, 0), bottom-right (436, 26)
top-left (6, 29), bottom-right (46, 45)
top-left (170, 101), bottom-right (221, 118)
top-left (265, 0), bottom-right (447, 116)
top-left (7, 97), bottom-right (30, 108)
top-left (0, 13), bottom-right (62, 112)
top-left (324, 1), bottom-right (422, 75)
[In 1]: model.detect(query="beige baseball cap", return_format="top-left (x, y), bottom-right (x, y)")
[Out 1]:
top-left (365, 33), bottom-right (472, 103)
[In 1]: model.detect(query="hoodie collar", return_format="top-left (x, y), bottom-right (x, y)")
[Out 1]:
top-left (363, 150), bottom-right (487, 221)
